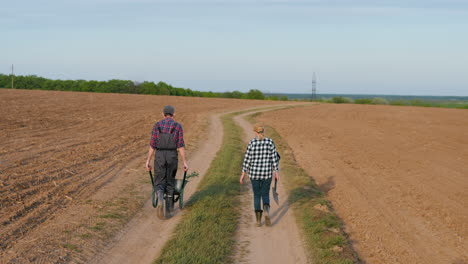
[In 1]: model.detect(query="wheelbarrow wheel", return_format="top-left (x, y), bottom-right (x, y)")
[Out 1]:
top-left (151, 188), bottom-right (158, 208)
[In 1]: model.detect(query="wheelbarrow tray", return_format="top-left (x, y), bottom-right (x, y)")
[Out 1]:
top-left (174, 178), bottom-right (188, 194)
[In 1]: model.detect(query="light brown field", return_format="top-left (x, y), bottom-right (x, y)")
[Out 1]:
top-left (257, 104), bottom-right (468, 264)
top-left (0, 89), bottom-right (285, 263)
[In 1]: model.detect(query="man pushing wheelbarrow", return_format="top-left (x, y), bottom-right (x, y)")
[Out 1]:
top-left (145, 105), bottom-right (188, 219)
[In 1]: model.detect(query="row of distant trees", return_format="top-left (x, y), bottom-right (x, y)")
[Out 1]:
top-left (0, 74), bottom-right (289, 101)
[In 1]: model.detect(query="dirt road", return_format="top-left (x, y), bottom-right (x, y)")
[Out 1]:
top-left (258, 104), bottom-right (468, 264)
top-left (233, 110), bottom-right (308, 264)
top-left (91, 113), bottom-right (225, 263)
top-left (92, 106), bottom-right (305, 264)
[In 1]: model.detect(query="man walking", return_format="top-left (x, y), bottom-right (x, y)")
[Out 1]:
top-left (146, 105), bottom-right (188, 219)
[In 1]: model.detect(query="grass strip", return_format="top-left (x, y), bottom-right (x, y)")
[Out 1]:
top-left (154, 113), bottom-right (244, 264)
top-left (248, 112), bottom-right (359, 264)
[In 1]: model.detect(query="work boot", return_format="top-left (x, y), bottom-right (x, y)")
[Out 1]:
top-left (165, 195), bottom-right (173, 218)
top-left (255, 210), bottom-right (263, 227)
top-left (156, 205), bottom-right (164, 220)
top-left (156, 191), bottom-right (165, 220)
top-left (263, 204), bottom-right (271, 226)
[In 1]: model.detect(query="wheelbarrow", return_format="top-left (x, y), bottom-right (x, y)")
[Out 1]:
top-left (148, 170), bottom-right (188, 211)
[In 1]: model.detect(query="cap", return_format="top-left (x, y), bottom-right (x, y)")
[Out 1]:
top-left (163, 105), bottom-right (175, 115)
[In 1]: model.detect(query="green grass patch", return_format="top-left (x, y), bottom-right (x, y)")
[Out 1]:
top-left (98, 213), bottom-right (124, 219)
top-left (354, 98), bottom-right (372, 104)
top-left (154, 113), bottom-right (245, 264)
top-left (80, 233), bottom-right (93, 239)
top-left (63, 243), bottom-right (82, 252)
top-left (89, 222), bottom-right (106, 231)
top-left (250, 114), bottom-right (359, 264)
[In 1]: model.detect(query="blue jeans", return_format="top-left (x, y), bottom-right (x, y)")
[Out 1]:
top-left (251, 178), bottom-right (272, 211)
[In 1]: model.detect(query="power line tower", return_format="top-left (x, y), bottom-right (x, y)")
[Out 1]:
top-left (11, 64), bottom-right (14, 89)
top-left (311, 72), bottom-right (317, 101)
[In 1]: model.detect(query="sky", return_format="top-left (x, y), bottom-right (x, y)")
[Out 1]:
top-left (1, 0), bottom-right (468, 95)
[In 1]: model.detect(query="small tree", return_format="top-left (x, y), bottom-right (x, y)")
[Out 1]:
top-left (245, 89), bottom-right (265, 100)
top-left (231, 91), bottom-right (243, 99)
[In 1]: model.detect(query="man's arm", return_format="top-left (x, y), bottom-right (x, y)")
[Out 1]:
top-left (178, 147), bottom-right (188, 171)
top-left (145, 146), bottom-right (155, 171)
top-left (147, 122), bottom-right (159, 171)
top-left (175, 123), bottom-right (188, 171)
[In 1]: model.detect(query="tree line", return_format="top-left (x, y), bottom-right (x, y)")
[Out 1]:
top-left (0, 74), bottom-right (288, 101)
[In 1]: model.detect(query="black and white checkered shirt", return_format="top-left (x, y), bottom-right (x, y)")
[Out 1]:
top-left (242, 137), bottom-right (280, 180)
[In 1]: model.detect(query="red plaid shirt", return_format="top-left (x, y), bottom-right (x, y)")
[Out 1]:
top-left (149, 117), bottom-right (185, 149)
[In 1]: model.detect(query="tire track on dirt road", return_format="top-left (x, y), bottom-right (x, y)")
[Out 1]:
top-left (233, 109), bottom-right (308, 264)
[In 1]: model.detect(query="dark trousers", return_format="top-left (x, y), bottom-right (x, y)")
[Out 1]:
top-left (251, 178), bottom-right (272, 211)
top-left (154, 150), bottom-right (178, 197)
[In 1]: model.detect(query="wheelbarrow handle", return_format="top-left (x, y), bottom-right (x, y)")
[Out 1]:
top-left (181, 171), bottom-right (188, 189)
top-left (148, 171), bottom-right (154, 186)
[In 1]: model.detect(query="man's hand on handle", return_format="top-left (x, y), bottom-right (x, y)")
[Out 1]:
top-left (178, 147), bottom-right (189, 172)
top-left (145, 160), bottom-right (152, 171)
top-left (146, 147), bottom-right (155, 171)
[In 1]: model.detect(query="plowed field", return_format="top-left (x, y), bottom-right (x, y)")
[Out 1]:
top-left (258, 104), bottom-right (468, 264)
top-left (0, 89), bottom-right (284, 263)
